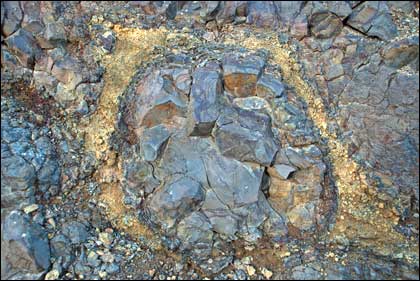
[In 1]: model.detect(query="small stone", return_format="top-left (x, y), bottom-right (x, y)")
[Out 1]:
top-left (245, 245), bottom-right (255, 251)
top-left (99, 271), bottom-right (107, 278)
top-left (274, 164), bottom-right (296, 180)
top-left (99, 232), bottom-right (113, 247)
top-left (45, 269), bottom-right (60, 280)
top-left (261, 268), bottom-right (273, 279)
top-left (47, 218), bottom-right (56, 228)
top-left (246, 265), bottom-right (256, 276)
top-left (280, 251), bottom-right (291, 258)
top-left (149, 269), bottom-right (156, 276)
top-left (23, 203), bottom-right (39, 214)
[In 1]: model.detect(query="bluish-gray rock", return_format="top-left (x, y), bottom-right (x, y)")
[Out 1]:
top-left (188, 66), bottom-right (223, 136)
top-left (347, 1), bottom-right (398, 41)
top-left (214, 107), bottom-right (278, 166)
top-left (2, 1), bottom-right (23, 37)
top-left (4, 28), bottom-right (41, 68)
top-left (1, 211), bottom-right (50, 280)
top-left (148, 176), bottom-right (205, 229)
top-left (62, 221), bottom-right (89, 244)
top-left (204, 152), bottom-right (265, 207)
top-left (140, 125), bottom-right (170, 161)
top-left (223, 55), bottom-right (265, 97)
top-left (256, 74), bottom-right (285, 99)
top-left (274, 164), bottom-right (296, 179)
top-left (246, 1), bottom-right (279, 28)
top-left (44, 22), bottom-right (67, 43)
top-left (177, 211), bottom-right (213, 257)
top-left (275, 1), bottom-right (305, 26)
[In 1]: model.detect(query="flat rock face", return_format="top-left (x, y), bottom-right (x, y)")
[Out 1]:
top-left (214, 106), bottom-right (278, 166)
top-left (347, 1), bottom-right (398, 41)
top-left (118, 52), bottom-right (329, 272)
top-left (222, 55), bottom-right (265, 97)
top-left (122, 69), bottom-right (189, 143)
top-left (188, 66), bottom-right (222, 136)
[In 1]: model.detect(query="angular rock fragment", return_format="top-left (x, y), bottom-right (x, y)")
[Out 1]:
top-left (1, 155), bottom-right (36, 210)
top-left (275, 1), bottom-right (305, 26)
top-left (123, 70), bottom-right (188, 143)
top-left (2, 1), bottom-right (23, 37)
top-left (177, 211), bottom-right (214, 257)
top-left (232, 96), bottom-right (272, 115)
top-left (215, 1), bottom-right (247, 23)
top-left (188, 66), bottom-right (223, 136)
top-left (51, 56), bottom-right (83, 90)
top-left (223, 55), bottom-right (265, 97)
top-left (21, 1), bottom-right (44, 33)
top-left (44, 22), bottom-right (67, 43)
top-left (204, 153), bottom-right (264, 208)
top-left (1, 211), bottom-right (51, 280)
top-left (347, 1), bottom-right (398, 41)
top-left (381, 36), bottom-right (419, 69)
top-left (256, 74), bottom-right (285, 99)
top-left (321, 1), bottom-right (353, 19)
top-left (214, 107), bottom-right (278, 166)
top-left (140, 125), bottom-right (170, 161)
top-left (158, 135), bottom-right (211, 185)
top-left (287, 202), bottom-right (316, 231)
top-left (62, 221), bottom-right (89, 244)
top-left (310, 12), bottom-right (343, 39)
top-left (268, 147), bottom-right (325, 232)
top-left (273, 164), bottom-right (296, 180)
top-left (148, 176), bottom-right (205, 228)
top-left (246, 1), bottom-right (279, 28)
top-left (202, 189), bottom-right (239, 236)
top-left (4, 29), bottom-right (41, 68)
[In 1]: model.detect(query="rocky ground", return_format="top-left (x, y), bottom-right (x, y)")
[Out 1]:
top-left (1, 1), bottom-right (419, 280)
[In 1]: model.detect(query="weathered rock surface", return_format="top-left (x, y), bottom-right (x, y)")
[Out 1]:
top-left (346, 1), bottom-right (398, 40)
top-left (1, 211), bottom-right (51, 280)
top-left (188, 66), bottom-right (222, 136)
top-left (117, 51), bottom-right (330, 272)
top-left (214, 106), bottom-right (278, 166)
top-left (1, 101), bottom-right (60, 218)
top-left (223, 54), bottom-right (265, 97)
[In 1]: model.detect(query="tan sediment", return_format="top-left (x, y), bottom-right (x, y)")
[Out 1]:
top-left (233, 32), bottom-right (418, 259)
top-left (81, 25), bottom-right (167, 243)
top-left (83, 25), bottom-right (167, 158)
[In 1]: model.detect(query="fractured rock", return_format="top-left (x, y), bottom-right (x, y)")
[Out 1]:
top-left (256, 74), bottom-right (285, 99)
top-left (214, 106), bottom-right (278, 166)
top-left (2, 1), bottom-right (23, 37)
top-left (4, 28), bottom-right (42, 68)
top-left (123, 69), bottom-right (188, 143)
top-left (188, 66), bottom-right (223, 136)
top-left (246, 1), bottom-right (279, 28)
top-left (148, 176), bottom-right (205, 229)
top-left (1, 211), bottom-right (50, 280)
top-left (140, 125), bottom-right (170, 161)
top-left (223, 55), bottom-right (265, 97)
top-left (347, 1), bottom-right (398, 41)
